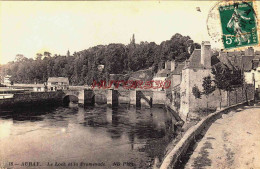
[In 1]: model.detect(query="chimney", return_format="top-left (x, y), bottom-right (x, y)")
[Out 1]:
top-left (165, 61), bottom-right (172, 70)
top-left (252, 59), bottom-right (259, 69)
top-left (201, 41), bottom-right (212, 69)
top-left (245, 47), bottom-right (254, 56)
top-left (171, 60), bottom-right (176, 71)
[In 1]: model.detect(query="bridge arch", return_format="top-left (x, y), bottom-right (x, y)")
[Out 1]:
top-left (95, 93), bottom-right (107, 105)
top-left (63, 95), bottom-right (79, 106)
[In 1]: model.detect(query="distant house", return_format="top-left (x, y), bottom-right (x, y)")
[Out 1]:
top-left (166, 62), bottom-right (185, 89)
top-left (3, 75), bottom-right (11, 85)
top-left (244, 58), bottom-right (260, 89)
top-left (218, 47), bottom-right (260, 89)
top-left (33, 84), bottom-right (46, 92)
top-left (47, 77), bottom-right (69, 91)
top-left (153, 61), bottom-right (173, 91)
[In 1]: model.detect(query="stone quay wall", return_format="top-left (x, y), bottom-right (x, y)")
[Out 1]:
top-left (0, 91), bottom-right (64, 109)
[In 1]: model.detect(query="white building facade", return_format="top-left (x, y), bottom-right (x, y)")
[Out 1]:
top-left (47, 77), bottom-right (69, 91)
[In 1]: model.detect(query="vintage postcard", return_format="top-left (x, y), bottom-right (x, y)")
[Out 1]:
top-left (0, 1), bottom-right (260, 169)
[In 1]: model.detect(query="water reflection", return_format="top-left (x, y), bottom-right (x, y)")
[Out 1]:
top-left (0, 104), bottom-right (176, 168)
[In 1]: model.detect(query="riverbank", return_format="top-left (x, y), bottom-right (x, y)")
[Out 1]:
top-left (159, 101), bottom-right (254, 169)
top-left (0, 91), bottom-right (64, 109)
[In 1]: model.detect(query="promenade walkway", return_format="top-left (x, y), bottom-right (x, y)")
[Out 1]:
top-left (184, 104), bottom-right (260, 169)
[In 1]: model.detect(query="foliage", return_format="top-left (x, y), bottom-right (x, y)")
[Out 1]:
top-left (211, 55), bottom-right (220, 66)
top-left (202, 76), bottom-right (215, 96)
top-left (212, 63), bottom-right (244, 106)
top-left (212, 64), bottom-right (243, 92)
top-left (0, 33), bottom-right (199, 85)
top-left (192, 85), bottom-right (201, 99)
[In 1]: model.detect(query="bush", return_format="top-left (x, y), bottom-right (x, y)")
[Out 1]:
top-left (192, 85), bottom-right (201, 99)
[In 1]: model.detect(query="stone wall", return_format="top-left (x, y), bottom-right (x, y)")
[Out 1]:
top-left (180, 68), bottom-right (254, 121)
top-left (0, 91), bottom-right (64, 109)
top-left (153, 91), bottom-right (166, 106)
top-left (171, 85), bottom-right (181, 112)
top-left (180, 68), bottom-right (212, 120)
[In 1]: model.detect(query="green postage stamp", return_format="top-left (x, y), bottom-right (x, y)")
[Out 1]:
top-left (219, 2), bottom-right (258, 49)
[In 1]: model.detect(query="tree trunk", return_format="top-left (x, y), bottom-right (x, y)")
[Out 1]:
top-left (235, 88), bottom-right (237, 104)
top-left (227, 91), bottom-right (230, 106)
top-left (245, 85), bottom-right (249, 105)
top-left (206, 96), bottom-right (209, 114)
top-left (219, 89), bottom-right (222, 109)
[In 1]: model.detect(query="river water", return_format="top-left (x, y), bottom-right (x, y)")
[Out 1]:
top-left (0, 104), bottom-right (177, 169)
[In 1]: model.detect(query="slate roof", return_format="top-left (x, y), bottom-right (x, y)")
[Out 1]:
top-left (252, 59), bottom-right (260, 70)
top-left (156, 69), bottom-right (170, 77)
top-left (187, 49), bottom-right (204, 68)
top-left (171, 63), bottom-right (185, 75)
top-left (241, 56), bottom-right (255, 71)
top-left (218, 52), bottom-right (237, 70)
top-left (218, 51), bottom-right (256, 71)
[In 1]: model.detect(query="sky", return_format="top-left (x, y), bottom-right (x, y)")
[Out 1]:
top-left (0, 1), bottom-right (259, 64)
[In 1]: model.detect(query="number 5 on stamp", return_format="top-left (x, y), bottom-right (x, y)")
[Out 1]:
top-left (218, 2), bottom-right (258, 49)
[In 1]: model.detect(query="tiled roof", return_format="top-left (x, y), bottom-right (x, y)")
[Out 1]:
top-left (48, 77), bottom-right (69, 83)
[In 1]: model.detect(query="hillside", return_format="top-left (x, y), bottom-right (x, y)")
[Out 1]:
top-left (0, 33), bottom-right (200, 85)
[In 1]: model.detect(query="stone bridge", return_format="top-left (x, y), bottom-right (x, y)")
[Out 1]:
top-left (62, 88), bottom-right (167, 108)
top-left (63, 89), bottom-right (94, 106)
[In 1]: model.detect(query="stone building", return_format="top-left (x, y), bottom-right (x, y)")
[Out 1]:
top-left (177, 43), bottom-right (257, 121)
top-left (166, 62), bottom-right (185, 111)
top-left (47, 77), bottom-right (69, 91)
top-left (179, 41), bottom-right (214, 120)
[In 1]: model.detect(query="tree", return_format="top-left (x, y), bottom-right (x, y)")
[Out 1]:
top-left (15, 54), bottom-right (27, 62)
top-left (202, 76), bottom-right (215, 110)
top-left (1, 33), bottom-right (199, 86)
top-left (43, 51), bottom-right (51, 58)
top-left (212, 63), bottom-right (243, 108)
top-left (192, 85), bottom-right (201, 99)
top-left (36, 53), bottom-right (43, 60)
